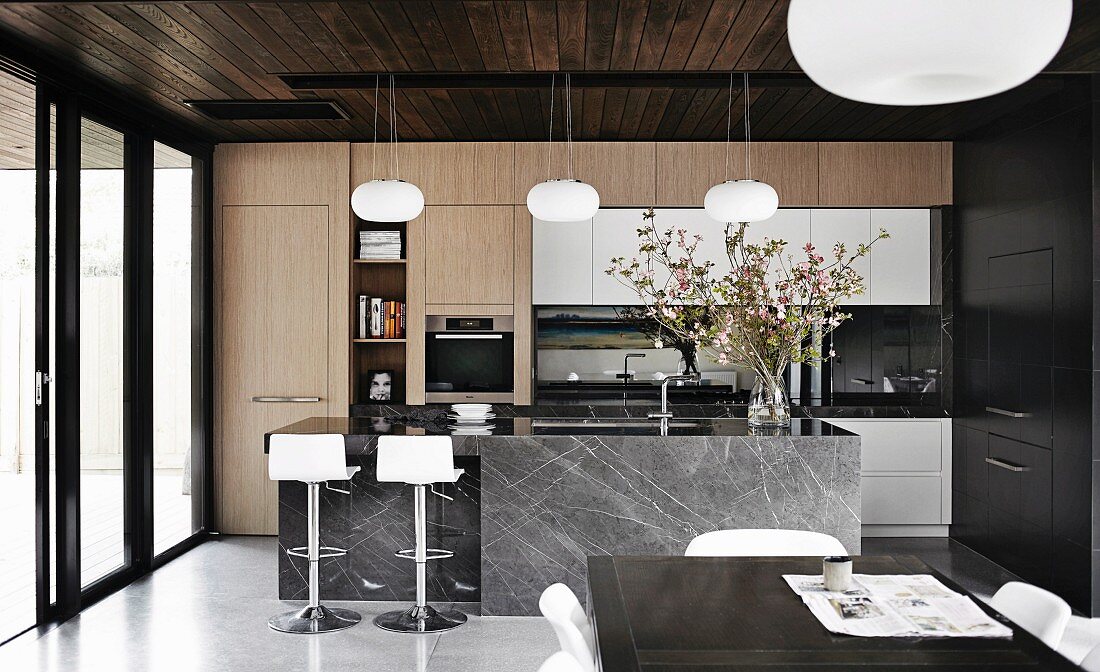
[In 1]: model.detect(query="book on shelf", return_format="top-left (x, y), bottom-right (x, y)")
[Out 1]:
top-left (356, 299), bottom-right (407, 339)
top-left (370, 298), bottom-right (383, 338)
top-left (358, 229), bottom-right (402, 260)
top-left (357, 295), bottom-right (368, 340)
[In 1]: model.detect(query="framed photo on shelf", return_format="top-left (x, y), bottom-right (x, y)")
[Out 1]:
top-left (366, 369), bottom-right (394, 401)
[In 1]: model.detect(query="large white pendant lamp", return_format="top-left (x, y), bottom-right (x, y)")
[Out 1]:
top-left (351, 75), bottom-right (424, 222)
top-left (787, 0), bottom-right (1072, 106)
top-left (526, 73), bottom-right (600, 222)
top-left (704, 73), bottom-right (778, 224)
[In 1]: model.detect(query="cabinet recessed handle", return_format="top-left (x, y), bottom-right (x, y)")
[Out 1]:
top-left (985, 457), bottom-right (1029, 472)
top-left (251, 396), bottom-right (322, 403)
top-left (849, 378), bottom-right (874, 385)
top-left (985, 406), bottom-right (1031, 418)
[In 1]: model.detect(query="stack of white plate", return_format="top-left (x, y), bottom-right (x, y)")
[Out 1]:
top-left (448, 403), bottom-right (496, 433)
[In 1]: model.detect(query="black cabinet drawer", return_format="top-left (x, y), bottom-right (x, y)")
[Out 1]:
top-left (984, 434), bottom-right (1053, 585)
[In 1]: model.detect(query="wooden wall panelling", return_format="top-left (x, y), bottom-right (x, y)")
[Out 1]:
top-left (655, 142), bottom-right (820, 206)
top-left (406, 212), bottom-right (426, 404)
top-left (215, 205), bottom-right (330, 535)
top-left (513, 142), bottom-right (656, 206)
top-left (513, 207), bottom-right (533, 404)
top-left (818, 142), bottom-right (949, 206)
top-left (940, 142), bottom-right (954, 205)
top-left (424, 206), bottom-right (515, 304)
top-left (351, 142), bottom-right (514, 204)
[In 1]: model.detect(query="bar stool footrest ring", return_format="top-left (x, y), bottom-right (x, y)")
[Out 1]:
top-left (286, 545), bottom-right (348, 560)
top-left (394, 548), bottom-right (453, 561)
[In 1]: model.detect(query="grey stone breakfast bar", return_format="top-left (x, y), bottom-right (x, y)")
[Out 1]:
top-left (265, 413), bottom-right (860, 616)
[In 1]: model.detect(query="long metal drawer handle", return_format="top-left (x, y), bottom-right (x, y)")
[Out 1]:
top-left (433, 334), bottom-right (504, 340)
top-left (849, 378), bottom-right (874, 385)
top-left (251, 396), bottom-right (322, 403)
top-left (985, 406), bottom-right (1031, 418)
top-left (985, 457), bottom-right (1029, 472)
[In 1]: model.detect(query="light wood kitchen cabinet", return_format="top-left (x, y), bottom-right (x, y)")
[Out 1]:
top-left (358, 142), bottom-right (514, 205)
top-left (424, 206), bottom-right (514, 304)
top-left (656, 142), bottom-right (819, 207)
top-left (870, 209), bottom-right (932, 305)
top-left (215, 205), bottom-right (331, 535)
top-left (810, 209), bottom-right (872, 306)
top-left (819, 142), bottom-right (951, 206)
top-left (532, 216), bottom-right (594, 304)
top-left (514, 142), bottom-right (656, 206)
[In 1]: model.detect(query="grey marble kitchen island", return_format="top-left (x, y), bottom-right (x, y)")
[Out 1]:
top-left (266, 415), bottom-right (860, 616)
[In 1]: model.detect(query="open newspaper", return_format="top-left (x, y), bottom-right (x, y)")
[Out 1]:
top-left (783, 574), bottom-right (1013, 638)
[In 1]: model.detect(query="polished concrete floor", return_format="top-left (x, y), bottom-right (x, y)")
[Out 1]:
top-left (0, 535), bottom-right (1085, 671)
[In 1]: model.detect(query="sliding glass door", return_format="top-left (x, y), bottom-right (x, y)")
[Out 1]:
top-left (0, 57), bottom-right (211, 645)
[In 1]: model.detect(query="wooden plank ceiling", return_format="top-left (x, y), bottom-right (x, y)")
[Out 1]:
top-left (0, 1), bottom-right (1096, 146)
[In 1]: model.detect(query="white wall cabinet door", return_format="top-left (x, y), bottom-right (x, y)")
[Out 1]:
top-left (657, 208), bottom-right (731, 281)
top-left (743, 209), bottom-right (812, 290)
top-left (810, 209), bottom-right (871, 305)
top-left (870, 209), bottom-right (931, 305)
top-left (532, 216), bottom-right (593, 305)
top-left (592, 208), bottom-right (652, 305)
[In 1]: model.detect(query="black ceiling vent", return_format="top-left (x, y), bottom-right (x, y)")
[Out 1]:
top-left (185, 99), bottom-right (348, 120)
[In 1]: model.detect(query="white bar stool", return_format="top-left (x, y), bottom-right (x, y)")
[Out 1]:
top-left (373, 435), bottom-right (467, 633)
top-left (267, 433), bottom-right (362, 634)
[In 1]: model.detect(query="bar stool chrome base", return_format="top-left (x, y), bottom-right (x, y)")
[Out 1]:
top-left (373, 604), bottom-right (467, 633)
top-left (269, 604), bottom-right (363, 634)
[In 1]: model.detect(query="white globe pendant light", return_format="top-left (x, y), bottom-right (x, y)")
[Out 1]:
top-left (526, 74), bottom-right (600, 222)
top-left (705, 73), bottom-right (778, 224)
top-left (787, 0), bottom-right (1072, 106)
top-left (351, 75), bottom-right (425, 222)
top-left (351, 179), bottom-right (424, 223)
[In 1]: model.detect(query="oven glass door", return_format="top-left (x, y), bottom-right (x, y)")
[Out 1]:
top-left (426, 333), bottom-right (514, 393)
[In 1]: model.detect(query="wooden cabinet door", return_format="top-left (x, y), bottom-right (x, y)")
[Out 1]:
top-left (425, 206), bottom-right (514, 304)
top-left (532, 216), bottom-right (593, 305)
top-left (216, 205), bottom-right (330, 534)
top-left (388, 142), bottom-right (513, 204)
top-left (870, 209), bottom-right (931, 305)
top-left (819, 143), bottom-right (949, 206)
top-left (655, 142), bottom-right (820, 207)
top-left (514, 142), bottom-right (655, 206)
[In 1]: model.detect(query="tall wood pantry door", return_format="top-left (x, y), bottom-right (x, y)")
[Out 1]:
top-left (215, 205), bottom-right (330, 534)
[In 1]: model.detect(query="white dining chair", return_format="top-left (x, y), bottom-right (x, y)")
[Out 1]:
top-left (990, 581), bottom-right (1071, 649)
top-left (684, 529), bottom-right (847, 557)
top-left (1080, 642), bottom-right (1100, 671)
top-left (537, 651), bottom-right (587, 672)
top-left (538, 583), bottom-right (595, 672)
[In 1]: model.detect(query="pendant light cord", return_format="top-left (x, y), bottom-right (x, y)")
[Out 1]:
top-left (545, 73), bottom-right (555, 181)
top-left (372, 75), bottom-right (379, 180)
top-left (743, 72), bottom-right (751, 179)
top-left (566, 73), bottom-right (574, 180)
top-left (390, 75), bottom-right (400, 179)
top-left (724, 71), bottom-right (733, 181)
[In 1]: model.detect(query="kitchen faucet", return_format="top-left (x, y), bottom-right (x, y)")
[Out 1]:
top-left (620, 353), bottom-right (646, 381)
top-left (648, 375), bottom-right (695, 419)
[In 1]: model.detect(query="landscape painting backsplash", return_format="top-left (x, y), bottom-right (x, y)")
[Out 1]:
top-left (536, 307), bottom-right (653, 350)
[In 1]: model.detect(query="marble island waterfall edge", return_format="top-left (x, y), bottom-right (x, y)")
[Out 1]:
top-left (277, 430), bottom-right (860, 616)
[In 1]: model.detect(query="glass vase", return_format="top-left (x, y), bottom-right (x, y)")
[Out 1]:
top-left (747, 373), bottom-right (791, 428)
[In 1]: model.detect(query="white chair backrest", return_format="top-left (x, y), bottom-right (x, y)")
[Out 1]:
top-left (990, 581), bottom-right (1071, 649)
top-left (539, 583), bottom-right (595, 672)
top-left (376, 435), bottom-right (456, 484)
top-left (685, 529), bottom-right (847, 557)
top-left (1081, 643), bottom-right (1100, 672)
top-left (268, 434), bottom-right (349, 482)
top-left (537, 651), bottom-right (587, 672)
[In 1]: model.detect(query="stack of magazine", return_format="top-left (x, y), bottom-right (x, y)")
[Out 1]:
top-left (782, 574), bottom-right (1012, 638)
top-left (358, 230), bottom-right (402, 259)
top-left (357, 296), bottom-right (406, 339)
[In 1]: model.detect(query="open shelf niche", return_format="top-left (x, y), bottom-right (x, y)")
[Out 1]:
top-left (351, 218), bottom-right (408, 404)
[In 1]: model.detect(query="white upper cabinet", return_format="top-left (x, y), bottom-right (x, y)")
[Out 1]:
top-left (532, 216), bottom-right (593, 305)
top-left (592, 208), bottom-right (652, 305)
top-left (744, 209), bottom-right (812, 290)
top-left (810, 209), bottom-right (872, 306)
top-left (870, 209), bottom-right (931, 305)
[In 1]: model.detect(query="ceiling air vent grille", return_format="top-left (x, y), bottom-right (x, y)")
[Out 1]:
top-left (185, 99), bottom-right (348, 120)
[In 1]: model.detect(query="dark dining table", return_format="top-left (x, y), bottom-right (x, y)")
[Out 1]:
top-left (586, 555), bottom-right (1080, 671)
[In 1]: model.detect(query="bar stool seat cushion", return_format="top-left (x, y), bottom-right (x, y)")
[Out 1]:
top-left (376, 436), bottom-right (461, 484)
top-left (269, 434), bottom-right (356, 483)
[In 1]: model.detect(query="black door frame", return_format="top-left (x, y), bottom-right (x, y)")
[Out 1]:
top-left (17, 67), bottom-right (215, 646)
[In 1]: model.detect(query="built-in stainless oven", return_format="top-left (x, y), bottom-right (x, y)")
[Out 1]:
top-left (425, 316), bottom-right (514, 403)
